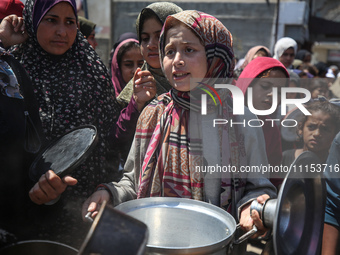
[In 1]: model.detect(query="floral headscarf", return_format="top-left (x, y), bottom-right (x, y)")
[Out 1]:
top-left (0, 49), bottom-right (22, 99)
top-left (9, 0), bottom-right (120, 247)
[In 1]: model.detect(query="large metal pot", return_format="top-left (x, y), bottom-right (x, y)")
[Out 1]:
top-left (115, 197), bottom-right (237, 255)
top-left (0, 240), bottom-right (78, 255)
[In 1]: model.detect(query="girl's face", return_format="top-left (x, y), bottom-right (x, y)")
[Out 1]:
top-left (37, 2), bottom-right (77, 55)
top-left (249, 69), bottom-right (287, 111)
top-left (120, 46), bottom-right (144, 84)
top-left (87, 30), bottom-right (98, 50)
top-left (303, 54), bottom-right (311, 63)
top-left (163, 24), bottom-right (207, 92)
top-left (279, 48), bottom-right (295, 68)
top-left (311, 87), bottom-right (328, 99)
top-left (140, 17), bottom-right (162, 69)
top-left (301, 111), bottom-right (337, 159)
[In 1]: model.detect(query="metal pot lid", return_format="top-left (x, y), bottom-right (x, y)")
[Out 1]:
top-left (115, 197), bottom-right (236, 253)
top-left (273, 151), bottom-right (325, 255)
top-left (79, 200), bottom-right (148, 255)
top-left (29, 125), bottom-right (98, 181)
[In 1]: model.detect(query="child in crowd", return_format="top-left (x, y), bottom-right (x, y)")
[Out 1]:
top-left (110, 38), bottom-right (144, 97)
top-left (82, 10), bottom-right (277, 255)
top-left (110, 2), bottom-right (183, 165)
top-left (308, 78), bottom-right (330, 99)
top-left (236, 57), bottom-right (289, 188)
top-left (109, 37), bottom-right (144, 170)
top-left (108, 32), bottom-right (138, 74)
top-left (116, 2), bottom-right (183, 108)
top-left (282, 100), bottom-right (340, 167)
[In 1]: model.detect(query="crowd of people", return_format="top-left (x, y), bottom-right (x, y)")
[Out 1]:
top-left (1, 0), bottom-right (340, 254)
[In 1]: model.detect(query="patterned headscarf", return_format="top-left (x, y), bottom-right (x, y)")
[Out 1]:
top-left (137, 11), bottom-right (245, 212)
top-left (9, 0), bottom-right (120, 246)
top-left (160, 10), bottom-right (234, 80)
top-left (0, 49), bottom-right (22, 99)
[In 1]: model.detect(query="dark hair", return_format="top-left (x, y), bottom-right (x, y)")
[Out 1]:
top-left (315, 62), bottom-right (328, 77)
top-left (256, 48), bottom-right (270, 57)
top-left (117, 41), bottom-right (140, 70)
top-left (253, 66), bottom-right (289, 87)
top-left (257, 67), bottom-right (289, 79)
top-left (138, 10), bottom-right (162, 43)
top-left (306, 78), bottom-right (328, 94)
top-left (298, 101), bottom-right (340, 135)
top-left (299, 63), bottom-right (318, 76)
top-left (108, 33), bottom-right (138, 72)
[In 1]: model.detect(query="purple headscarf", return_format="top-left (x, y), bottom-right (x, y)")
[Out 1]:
top-left (32, 0), bottom-right (77, 34)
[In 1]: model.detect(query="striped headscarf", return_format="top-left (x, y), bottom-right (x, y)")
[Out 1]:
top-left (137, 11), bottom-right (246, 212)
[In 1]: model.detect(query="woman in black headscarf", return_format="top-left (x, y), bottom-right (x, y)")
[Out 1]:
top-left (0, 0), bottom-right (155, 247)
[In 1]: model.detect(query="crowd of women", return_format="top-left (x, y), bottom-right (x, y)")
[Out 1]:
top-left (1, 0), bottom-right (340, 254)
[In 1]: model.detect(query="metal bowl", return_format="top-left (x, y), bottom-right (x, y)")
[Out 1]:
top-left (115, 197), bottom-right (236, 255)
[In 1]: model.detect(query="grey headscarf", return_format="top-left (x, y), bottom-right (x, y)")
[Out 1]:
top-left (117, 2), bottom-right (183, 107)
top-left (136, 2), bottom-right (183, 42)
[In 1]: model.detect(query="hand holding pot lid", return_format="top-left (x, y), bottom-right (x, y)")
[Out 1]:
top-left (29, 170), bottom-right (77, 205)
top-left (28, 125), bottom-right (98, 205)
top-left (82, 188), bottom-right (111, 222)
top-left (239, 194), bottom-right (270, 239)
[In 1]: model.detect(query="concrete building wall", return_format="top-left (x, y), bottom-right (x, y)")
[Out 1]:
top-left (110, 1), bottom-right (276, 60)
top-left (86, 0), bottom-right (340, 67)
